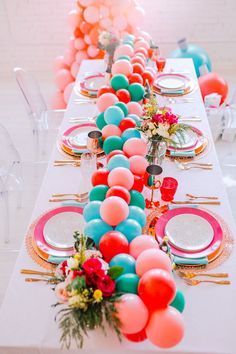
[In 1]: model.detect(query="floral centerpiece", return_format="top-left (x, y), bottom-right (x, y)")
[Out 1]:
top-left (98, 31), bottom-right (120, 74)
top-left (53, 232), bottom-right (123, 349)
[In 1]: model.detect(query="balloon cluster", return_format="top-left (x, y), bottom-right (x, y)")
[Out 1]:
top-left (82, 34), bottom-right (185, 348)
top-left (51, 0), bottom-right (148, 109)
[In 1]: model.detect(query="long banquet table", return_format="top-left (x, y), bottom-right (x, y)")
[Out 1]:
top-left (0, 59), bottom-right (235, 354)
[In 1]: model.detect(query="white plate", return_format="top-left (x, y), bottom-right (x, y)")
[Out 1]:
top-left (66, 126), bottom-right (95, 148)
top-left (84, 75), bottom-right (106, 91)
top-left (170, 128), bottom-right (198, 149)
top-left (165, 214), bottom-right (214, 252)
top-left (156, 74), bottom-right (188, 90)
top-left (43, 212), bottom-right (84, 249)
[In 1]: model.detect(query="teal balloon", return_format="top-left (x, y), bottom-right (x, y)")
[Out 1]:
top-left (96, 112), bottom-right (106, 130)
top-left (121, 128), bottom-right (141, 142)
top-left (128, 83), bottom-right (145, 101)
top-left (116, 273), bottom-right (140, 294)
top-left (89, 185), bottom-right (109, 201)
top-left (104, 106), bottom-right (124, 126)
top-left (128, 114), bottom-right (142, 127)
top-left (103, 136), bottom-right (124, 155)
top-left (117, 55), bottom-right (131, 61)
top-left (123, 34), bottom-right (135, 42)
top-left (170, 290), bottom-right (186, 313)
top-left (84, 219), bottom-right (112, 246)
top-left (111, 74), bottom-right (129, 91)
top-left (170, 43), bottom-right (212, 78)
top-left (115, 219), bottom-right (142, 242)
top-left (115, 102), bottom-right (128, 116)
top-left (128, 206), bottom-right (146, 228)
top-left (122, 41), bottom-right (134, 48)
top-left (107, 155), bottom-right (130, 171)
top-left (109, 254), bottom-right (136, 275)
top-left (83, 201), bottom-right (102, 222)
top-left (129, 190), bottom-right (145, 209)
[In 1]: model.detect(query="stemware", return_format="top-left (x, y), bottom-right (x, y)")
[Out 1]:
top-left (160, 177), bottom-right (178, 202)
top-left (144, 164), bottom-right (163, 209)
top-left (155, 57), bottom-right (166, 73)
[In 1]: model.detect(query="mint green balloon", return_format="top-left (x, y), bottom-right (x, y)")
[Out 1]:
top-left (115, 219), bottom-right (142, 242)
top-left (116, 273), bottom-right (140, 294)
top-left (170, 290), bottom-right (185, 313)
top-left (118, 55), bottom-right (131, 61)
top-left (121, 128), bottom-right (141, 142)
top-left (128, 83), bottom-right (145, 101)
top-left (96, 112), bottom-right (106, 130)
top-left (115, 102), bottom-right (128, 116)
top-left (129, 190), bottom-right (145, 209)
top-left (123, 41), bottom-right (134, 48)
top-left (83, 201), bottom-right (101, 222)
top-left (89, 185), bottom-right (109, 201)
top-left (111, 74), bottom-right (129, 91)
top-left (103, 136), bottom-right (124, 155)
top-left (85, 219), bottom-right (112, 247)
top-left (107, 155), bottom-right (130, 171)
top-left (109, 254), bottom-right (136, 275)
top-left (128, 206), bottom-right (146, 228)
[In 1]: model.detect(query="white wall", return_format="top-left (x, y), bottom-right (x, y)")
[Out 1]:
top-left (0, 0), bottom-right (236, 79)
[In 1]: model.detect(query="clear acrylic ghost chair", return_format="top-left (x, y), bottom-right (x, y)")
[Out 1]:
top-left (13, 67), bottom-right (65, 160)
top-left (0, 124), bottom-right (22, 246)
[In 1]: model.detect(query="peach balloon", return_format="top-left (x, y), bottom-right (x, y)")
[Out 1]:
top-left (51, 91), bottom-right (66, 109)
top-left (70, 61), bottom-right (80, 79)
top-left (89, 27), bottom-right (99, 44)
top-left (146, 307), bottom-right (185, 348)
top-left (129, 235), bottom-right (159, 259)
top-left (100, 18), bottom-right (112, 30)
top-left (127, 6), bottom-right (145, 27)
top-left (63, 82), bottom-right (74, 104)
top-left (68, 10), bottom-right (81, 28)
top-left (99, 5), bottom-right (109, 17)
top-left (100, 196), bottom-right (129, 226)
top-left (68, 36), bottom-right (77, 53)
top-left (127, 101), bottom-right (143, 116)
top-left (123, 138), bottom-right (147, 157)
top-left (108, 167), bottom-right (134, 190)
top-left (102, 125), bottom-right (122, 140)
top-left (84, 34), bottom-right (92, 45)
top-left (135, 40), bottom-right (150, 51)
top-left (136, 249), bottom-right (172, 277)
top-left (115, 294), bottom-right (149, 334)
top-left (54, 56), bottom-right (68, 72)
top-left (74, 38), bottom-right (86, 50)
top-left (78, 0), bottom-right (95, 6)
top-left (83, 6), bottom-right (100, 24)
top-left (55, 69), bottom-right (73, 91)
top-left (113, 16), bottom-right (127, 31)
top-left (63, 49), bottom-right (75, 67)
top-left (129, 155), bottom-right (148, 176)
top-left (112, 60), bottom-right (133, 77)
top-left (75, 50), bottom-right (89, 64)
top-left (97, 93), bottom-right (119, 112)
top-left (139, 30), bottom-right (152, 42)
top-left (114, 45), bottom-right (134, 61)
top-left (87, 45), bottom-right (100, 58)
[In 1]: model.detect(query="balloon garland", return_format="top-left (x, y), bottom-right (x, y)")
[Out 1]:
top-left (83, 35), bottom-right (185, 348)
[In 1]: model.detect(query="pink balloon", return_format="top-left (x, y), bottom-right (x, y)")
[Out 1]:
top-left (146, 307), bottom-right (185, 348)
top-left (83, 6), bottom-right (100, 24)
top-left (54, 56), bottom-right (68, 72)
top-left (138, 30), bottom-right (152, 43)
top-left (51, 91), bottom-right (66, 109)
top-left (102, 124), bottom-right (121, 139)
top-left (63, 49), bottom-right (75, 67)
top-left (100, 18), bottom-right (112, 30)
top-left (55, 69), bottom-right (73, 91)
top-left (87, 45), bottom-right (100, 58)
top-left (68, 37), bottom-right (77, 53)
top-left (114, 45), bottom-right (134, 61)
top-left (100, 196), bottom-right (129, 226)
top-left (115, 294), bottom-right (149, 334)
top-left (74, 38), bottom-right (86, 50)
top-left (84, 34), bottom-right (92, 45)
top-left (112, 60), bottom-right (133, 77)
top-left (113, 16), bottom-right (127, 31)
top-left (129, 155), bottom-right (148, 176)
top-left (127, 7), bottom-right (145, 27)
top-left (97, 93), bottom-right (119, 112)
top-left (75, 50), bottom-right (89, 64)
top-left (99, 4), bottom-right (109, 17)
top-left (123, 138), bottom-right (147, 157)
top-left (135, 39), bottom-right (150, 51)
top-left (136, 249), bottom-right (172, 277)
top-left (129, 235), bottom-right (159, 259)
top-left (68, 10), bottom-right (81, 28)
top-left (63, 82), bottom-right (74, 104)
top-left (108, 167), bottom-right (134, 190)
top-left (70, 61), bottom-right (80, 79)
top-left (78, 0), bottom-right (95, 6)
top-left (127, 101), bottom-right (143, 116)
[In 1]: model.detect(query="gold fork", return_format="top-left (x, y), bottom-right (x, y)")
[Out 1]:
top-left (185, 279), bottom-right (231, 286)
top-left (21, 269), bottom-right (55, 277)
top-left (52, 193), bottom-right (88, 198)
top-left (171, 200), bottom-right (221, 205)
top-left (49, 198), bottom-right (88, 203)
top-left (178, 271), bottom-right (228, 279)
top-left (25, 278), bottom-right (58, 284)
top-left (186, 193), bottom-right (219, 200)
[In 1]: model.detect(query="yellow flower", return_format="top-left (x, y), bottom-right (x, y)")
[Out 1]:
top-left (93, 289), bottom-right (103, 302)
top-left (68, 294), bottom-right (88, 310)
top-left (74, 253), bottom-right (80, 260)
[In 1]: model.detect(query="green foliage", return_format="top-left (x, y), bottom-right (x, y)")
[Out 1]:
top-left (107, 266), bottom-right (124, 280)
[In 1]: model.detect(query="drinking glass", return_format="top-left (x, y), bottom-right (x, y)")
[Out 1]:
top-left (155, 57), bottom-right (166, 73)
top-left (160, 177), bottom-right (178, 202)
top-left (144, 164), bottom-right (163, 208)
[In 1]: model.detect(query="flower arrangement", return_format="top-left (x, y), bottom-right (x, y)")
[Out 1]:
top-left (53, 232), bottom-right (123, 349)
top-left (98, 31), bottom-right (120, 73)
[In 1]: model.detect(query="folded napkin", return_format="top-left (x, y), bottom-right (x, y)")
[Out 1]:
top-left (168, 204), bottom-right (198, 210)
top-left (170, 150), bottom-right (195, 157)
top-left (72, 148), bottom-right (88, 154)
top-left (48, 256), bottom-right (69, 264)
top-left (160, 88), bottom-right (185, 94)
top-left (62, 202), bottom-right (87, 208)
top-left (174, 256), bottom-right (208, 266)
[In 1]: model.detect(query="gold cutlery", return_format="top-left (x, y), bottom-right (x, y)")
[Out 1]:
top-left (178, 271), bottom-right (228, 279)
top-left (171, 200), bottom-right (221, 205)
top-left (21, 269), bottom-right (55, 277)
top-left (54, 160), bottom-right (80, 163)
top-left (53, 161), bottom-right (81, 167)
top-left (49, 198), bottom-right (88, 203)
top-left (52, 192), bottom-right (88, 198)
top-left (179, 162), bottom-right (213, 167)
top-left (185, 279), bottom-right (231, 286)
top-left (186, 193), bottom-right (219, 200)
top-left (25, 278), bottom-right (58, 284)
top-left (174, 161), bottom-right (213, 170)
top-left (179, 165), bottom-right (213, 171)
top-left (178, 118), bottom-right (202, 122)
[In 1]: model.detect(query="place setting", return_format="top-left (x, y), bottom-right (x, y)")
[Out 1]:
top-left (74, 72), bottom-right (106, 99)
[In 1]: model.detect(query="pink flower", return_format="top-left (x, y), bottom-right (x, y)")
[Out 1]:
top-left (97, 275), bottom-right (116, 297)
top-left (55, 282), bottom-right (69, 304)
top-left (83, 258), bottom-right (102, 274)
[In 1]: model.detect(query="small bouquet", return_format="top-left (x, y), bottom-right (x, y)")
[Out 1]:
top-left (53, 232), bottom-right (123, 349)
top-left (98, 31), bottom-right (120, 73)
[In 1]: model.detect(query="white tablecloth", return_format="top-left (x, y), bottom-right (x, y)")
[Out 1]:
top-left (0, 59), bottom-right (235, 354)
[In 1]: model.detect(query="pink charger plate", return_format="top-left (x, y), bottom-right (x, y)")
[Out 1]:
top-left (155, 207), bottom-right (223, 258)
top-left (34, 206), bottom-right (84, 257)
top-left (61, 123), bottom-right (96, 151)
top-left (80, 73), bottom-right (105, 93)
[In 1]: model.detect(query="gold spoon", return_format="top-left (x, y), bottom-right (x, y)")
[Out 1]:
top-left (186, 193), bottom-right (219, 200)
top-left (178, 271), bottom-right (228, 279)
top-left (185, 279), bottom-right (231, 286)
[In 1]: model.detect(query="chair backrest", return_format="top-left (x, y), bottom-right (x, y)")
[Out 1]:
top-left (14, 67), bottom-right (47, 119)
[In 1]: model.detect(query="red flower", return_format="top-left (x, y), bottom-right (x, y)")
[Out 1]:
top-left (83, 258), bottom-right (102, 274)
top-left (69, 270), bottom-right (84, 280)
top-left (97, 275), bottom-right (115, 297)
top-left (60, 260), bottom-right (68, 276)
top-left (85, 269), bottom-right (106, 287)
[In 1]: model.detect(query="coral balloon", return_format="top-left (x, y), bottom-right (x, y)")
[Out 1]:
top-left (63, 82), bottom-right (74, 104)
top-left (119, 118), bottom-right (136, 132)
top-left (51, 91), bottom-right (66, 109)
top-left (124, 328), bottom-right (147, 342)
top-left (68, 10), bottom-right (81, 28)
top-left (129, 155), bottom-right (148, 176)
top-left (127, 6), bottom-right (145, 27)
top-left (115, 294), bottom-right (148, 334)
top-left (114, 45), bottom-right (134, 61)
top-left (78, 0), bottom-right (95, 6)
top-left (134, 40), bottom-right (150, 51)
top-left (131, 56), bottom-right (145, 67)
top-left (97, 86), bottom-right (116, 98)
top-left (146, 307), bottom-right (185, 348)
top-left (75, 50), bottom-right (88, 64)
top-left (127, 101), bottom-right (143, 116)
top-left (131, 174), bottom-right (144, 193)
top-left (112, 60), bottom-right (133, 77)
top-left (80, 21), bottom-right (92, 34)
top-left (83, 6), bottom-right (100, 24)
top-left (198, 72), bottom-right (228, 104)
top-left (54, 56), bottom-right (68, 72)
top-left (70, 61), bottom-right (80, 79)
top-left (135, 47), bottom-right (148, 58)
top-left (106, 186), bottom-right (130, 204)
top-left (55, 69), bottom-right (73, 91)
top-left (84, 34), bottom-right (92, 45)
top-left (138, 269), bottom-right (176, 311)
top-left (108, 167), bottom-right (134, 190)
top-left (136, 249), bottom-right (172, 277)
top-left (74, 37), bottom-right (86, 50)
top-left (142, 70), bottom-right (155, 85)
top-left (123, 138), bottom-right (147, 157)
top-left (106, 150), bottom-right (126, 162)
top-left (97, 93), bottom-right (119, 112)
top-left (129, 235), bottom-right (159, 259)
top-left (128, 73), bottom-right (144, 85)
top-left (116, 89), bottom-right (131, 103)
top-left (89, 27), bottom-right (99, 44)
top-left (87, 45), bottom-right (99, 58)
top-left (100, 196), bottom-right (129, 226)
top-left (113, 15), bottom-right (127, 31)
top-left (102, 124), bottom-right (121, 140)
top-left (99, 231), bottom-right (129, 262)
top-left (132, 63), bottom-right (145, 75)
top-left (91, 169), bottom-right (109, 186)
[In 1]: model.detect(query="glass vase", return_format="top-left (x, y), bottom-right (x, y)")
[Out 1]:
top-left (146, 139), bottom-right (167, 166)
